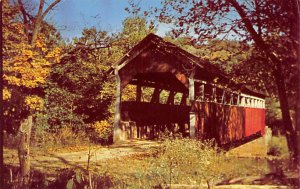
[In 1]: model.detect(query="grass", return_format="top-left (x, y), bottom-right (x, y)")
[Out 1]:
top-left (3, 134), bottom-right (298, 188)
top-left (267, 135), bottom-right (289, 157)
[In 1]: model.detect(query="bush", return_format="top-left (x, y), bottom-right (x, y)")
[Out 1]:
top-left (3, 131), bottom-right (19, 149)
top-left (88, 120), bottom-right (113, 145)
top-left (267, 136), bottom-right (289, 157)
top-left (31, 126), bottom-right (90, 149)
top-left (149, 138), bottom-right (225, 188)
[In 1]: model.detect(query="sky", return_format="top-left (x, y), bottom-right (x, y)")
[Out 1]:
top-left (46, 0), bottom-right (171, 40)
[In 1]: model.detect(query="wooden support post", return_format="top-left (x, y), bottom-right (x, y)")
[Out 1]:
top-left (221, 90), bottom-right (226, 104)
top-left (237, 94), bottom-right (240, 106)
top-left (136, 84), bottom-right (141, 102)
top-left (189, 76), bottom-right (196, 138)
top-left (189, 78), bottom-right (195, 102)
top-left (241, 97), bottom-right (245, 106)
top-left (212, 87), bottom-right (217, 102)
top-left (200, 84), bottom-right (205, 101)
top-left (167, 91), bottom-right (176, 105)
top-left (151, 88), bottom-right (162, 103)
top-left (113, 71), bottom-right (125, 143)
top-left (180, 93), bottom-right (187, 105)
top-left (230, 93), bottom-right (234, 105)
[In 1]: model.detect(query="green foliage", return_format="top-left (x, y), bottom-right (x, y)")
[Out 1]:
top-left (268, 136), bottom-right (289, 157)
top-left (119, 16), bottom-right (156, 53)
top-left (44, 84), bottom-right (86, 130)
top-left (42, 29), bottom-right (114, 132)
top-left (121, 84), bottom-right (136, 101)
top-left (199, 40), bottom-right (251, 74)
top-left (265, 97), bottom-right (284, 133)
top-left (164, 35), bottom-right (250, 75)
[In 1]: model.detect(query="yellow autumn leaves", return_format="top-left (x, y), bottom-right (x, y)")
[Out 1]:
top-left (3, 87), bottom-right (11, 101)
top-left (91, 120), bottom-right (112, 139)
top-left (3, 34), bottom-right (61, 102)
top-left (3, 89), bottom-right (44, 111)
top-left (24, 95), bottom-right (44, 111)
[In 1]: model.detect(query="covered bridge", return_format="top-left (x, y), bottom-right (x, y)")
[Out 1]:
top-left (108, 33), bottom-right (266, 146)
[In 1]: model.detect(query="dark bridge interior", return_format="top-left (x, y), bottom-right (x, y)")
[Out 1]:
top-left (120, 72), bottom-right (191, 139)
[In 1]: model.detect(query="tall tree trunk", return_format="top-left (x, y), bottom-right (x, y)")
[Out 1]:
top-left (274, 73), bottom-right (297, 160)
top-left (229, 0), bottom-right (298, 160)
top-left (14, 1), bottom-right (62, 187)
top-left (18, 115), bottom-right (33, 187)
top-left (296, 53), bottom-right (300, 164)
top-left (291, 0), bottom-right (300, 164)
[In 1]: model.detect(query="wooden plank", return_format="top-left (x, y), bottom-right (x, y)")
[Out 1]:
top-left (230, 94), bottom-right (234, 105)
top-left (189, 75), bottom-right (196, 138)
top-left (151, 88), bottom-right (162, 103)
top-left (200, 84), bottom-right (205, 101)
top-left (116, 42), bottom-right (154, 71)
top-left (167, 91), bottom-right (176, 105)
top-left (180, 93), bottom-right (187, 105)
top-left (189, 113), bottom-right (196, 138)
top-left (221, 90), bottom-right (226, 104)
top-left (189, 78), bottom-right (195, 102)
top-left (212, 87), bottom-right (217, 102)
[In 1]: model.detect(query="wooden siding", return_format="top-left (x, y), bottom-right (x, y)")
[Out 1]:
top-left (192, 102), bottom-right (265, 145)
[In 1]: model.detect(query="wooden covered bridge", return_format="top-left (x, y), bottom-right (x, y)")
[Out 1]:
top-left (108, 33), bottom-right (266, 146)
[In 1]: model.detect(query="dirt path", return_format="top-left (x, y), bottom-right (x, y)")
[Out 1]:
top-left (4, 139), bottom-right (160, 174)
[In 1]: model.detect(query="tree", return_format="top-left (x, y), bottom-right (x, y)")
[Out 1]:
top-left (164, 34), bottom-right (251, 74)
top-left (17, 0), bottom-right (62, 44)
top-left (128, 0), bottom-right (299, 160)
top-left (3, 0), bottom-right (62, 186)
top-left (118, 16), bottom-right (156, 52)
top-left (47, 30), bottom-right (114, 125)
top-left (44, 17), bottom-right (155, 142)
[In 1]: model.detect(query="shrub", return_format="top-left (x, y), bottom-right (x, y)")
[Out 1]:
top-left (89, 120), bottom-right (113, 144)
top-left (3, 131), bottom-right (19, 149)
top-left (31, 125), bottom-right (90, 149)
top-left (149, 138), bottom-right (225, 188)
top-left (267, 136), bottom-right (289, 157)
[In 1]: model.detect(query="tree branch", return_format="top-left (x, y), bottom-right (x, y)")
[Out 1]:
top-left (228, 0), bottom-right (283, 72)
top-left (41, 0), bottom-right (62, 20)
top-left (37, 0), bottom-right (45, 20)
top-left (17, 0), bottom-right (29, 37)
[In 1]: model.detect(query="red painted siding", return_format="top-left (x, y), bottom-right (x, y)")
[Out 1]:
top-left (244, 108), bottom-right (265, 137)
top-left (193, 102), bottom-right (265, 145)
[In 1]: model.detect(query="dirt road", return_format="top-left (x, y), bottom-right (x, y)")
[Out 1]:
top-left (4, 140), bottom-right (160, 174)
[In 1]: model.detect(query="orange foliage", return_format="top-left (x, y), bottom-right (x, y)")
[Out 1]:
top-left (2, 0), bottom-right (61, 109)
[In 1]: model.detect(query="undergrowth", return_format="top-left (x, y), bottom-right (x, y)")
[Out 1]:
top-left (4, 137), bottom-right (287, 189)
top-left (267, 135), bottom-right (289, 157)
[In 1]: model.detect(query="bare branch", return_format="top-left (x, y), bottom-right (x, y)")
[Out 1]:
top-left (37, 0), bottom-right (45, 19)
top-left (41, 0), bottom-right (62, 20)
top-left (17, 0), bottom-right (29, 37)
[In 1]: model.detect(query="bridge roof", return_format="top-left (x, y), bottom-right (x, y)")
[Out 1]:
top-left (108, 33), bottom-right (266, 98)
